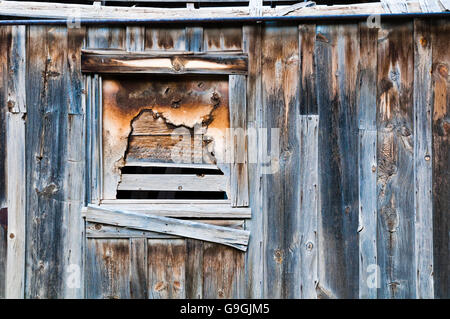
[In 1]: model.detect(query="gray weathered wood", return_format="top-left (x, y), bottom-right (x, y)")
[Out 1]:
top-left (419, 0), bottom-right (442, 12)
top-left (376, 21), bottom-right (415, 298)
top-left (98, 202), bottom-right (251, 218)
top-left (296, 115), bottom-right (319, 298)
top-left (357, 23), bottom-right (378, 299)
top-left (243, 22), bottom-right (264, 298)
top-left (316, 24), bottom-right (360, 299)
top-left (413, 19), bottom-right (434, 299)
top-left (261, 25), bottom-right (300, 298)
top-left (82, 51), bottom-right (248, 75)
top-left (83, 206), bottom-right (250, 251)
top-left (6, 25), bottom-right (26, 299)
top-left (440, 0), bottom-right (450, 10)
top-left (118, 174), bottom-right (227, 192)
top-left (229, 75), bottom-right (249, 207)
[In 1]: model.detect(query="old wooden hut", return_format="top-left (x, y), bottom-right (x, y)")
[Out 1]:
top-left (0, 0), bottom-right (449, 299)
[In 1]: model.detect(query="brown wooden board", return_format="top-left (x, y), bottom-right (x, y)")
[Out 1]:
top-left (81, 52), bottom-right (248, 75)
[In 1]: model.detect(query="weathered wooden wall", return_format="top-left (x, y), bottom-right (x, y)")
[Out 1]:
top-left (0, 19), bottom-right (449, 299)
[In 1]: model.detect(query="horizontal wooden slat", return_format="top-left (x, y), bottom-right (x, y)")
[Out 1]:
top-left (81, 52), bottom-right (248, 74)
top-left (98, 202), bottom-right (251, 218)
top-left (86, 219), bottom-right (245, 238)
top-left (0, 1), bottom-right (427, 20)
top-left (118, 174), bottom-right (227, 192)
top-left (124, 162), bottom-right (219, 170)
top-left (82, 205), bottom-right (250, 251)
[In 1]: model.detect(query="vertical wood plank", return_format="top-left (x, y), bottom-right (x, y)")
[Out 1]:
top-left (431, 19), bottom-right (450, 299)
top-left (85, 239), bottom-right (131, 299)
top-left (243, 23), bottom-right (264, 298)
top-left (413, 19), bottom-right (434, 299)
top-left (6, 25), bottom-right (26, 299)
top-left (358, 23), bottom-right (378, 299)
top-left (186, 26), bottom-right (203, 53)
top-left (145, 28), bottom-right (186, 51)
top-left (147, 239), bottom-right (186, 299)
top-left (376, 21), bottom-right (415, 299)
top-left (261, 24), bottom-right (300, 298)
top-left (299, 24), bottom-right (317, 115)
top-left (297, 115), bottom-right (319, 298)
top-left (185, 239), bottom-right (203, 298)
top-left (126, 26), bottom-right (145, 52)
top-left (85, 27), bottom-right (125, 49)
top-left (315, 24), bottom-right (360, 299)
top-left (203, 243), bottom-right (244, 298)
top-left (62, 26), bottom-right (86, 299)
top-left (0, 25), bottom-right (8, 299)
top-left (203, 27), bottom-right (242, 52)
top-left (129, 238), bottom-right (148, 299)
top-left (229, 75), bottom-right (249, 207)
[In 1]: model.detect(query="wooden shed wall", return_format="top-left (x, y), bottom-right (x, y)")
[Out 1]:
top-left (0, 20), bottom-right (449, 299)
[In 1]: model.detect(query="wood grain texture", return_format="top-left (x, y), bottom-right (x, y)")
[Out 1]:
top-left (81, 52), bottom-right (248, 75)
top-left (357, 23), bottom-right (378, 299)
top-left (315, 24), bottom-right (360, 299)
top-left (203, 242), bottom-right (244, 298)
top-left (261, 24), bottom-right (300, 298)
top-left (118, 174), bottom-right (227, 192)
top-left (243, 23), bottom-right (264, 298)
top-left (85, 239), bottom-right (131, 299)
top-left (148, 239), bottom-right (186, 299)
top-left (376, 21), bottom-right (415, 299)
top-left (299, 24), bottom-right (317, 115)
top-left (296, 115), bottom-right (319, 298)
top-left (0, 27), bottom-right (8, 299)
top-left (431, 19), bottom-right (450, 299)
top-left (145, 28), bottom-right (186, 52)
top-left (84, 206), bottom-right (250, 251)
top-left (203, 27), bottom-right (242, 52)
top-left (98, 202), bottom-right (251, 218)
top-left (413, 19), bottom-right (434, 299)
top-left (5, 26), bottom-right (26, 299)
top-left (229, 75), bottom-right (249, 207)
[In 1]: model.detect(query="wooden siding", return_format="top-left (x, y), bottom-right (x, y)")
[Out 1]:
top-left (0, 19), bottom-right (448, 299)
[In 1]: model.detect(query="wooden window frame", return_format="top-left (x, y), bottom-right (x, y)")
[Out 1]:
top-left (83, 50), bottom-right (250, 219)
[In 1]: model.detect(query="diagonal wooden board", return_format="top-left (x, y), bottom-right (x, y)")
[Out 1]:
top-left (82, 205), bottom-right (250, 251)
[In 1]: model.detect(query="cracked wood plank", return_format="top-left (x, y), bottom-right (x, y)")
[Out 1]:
top-left (83, 205), bottom-right (250, 251)
top-left (81, 52), bottom-right (248, 75)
